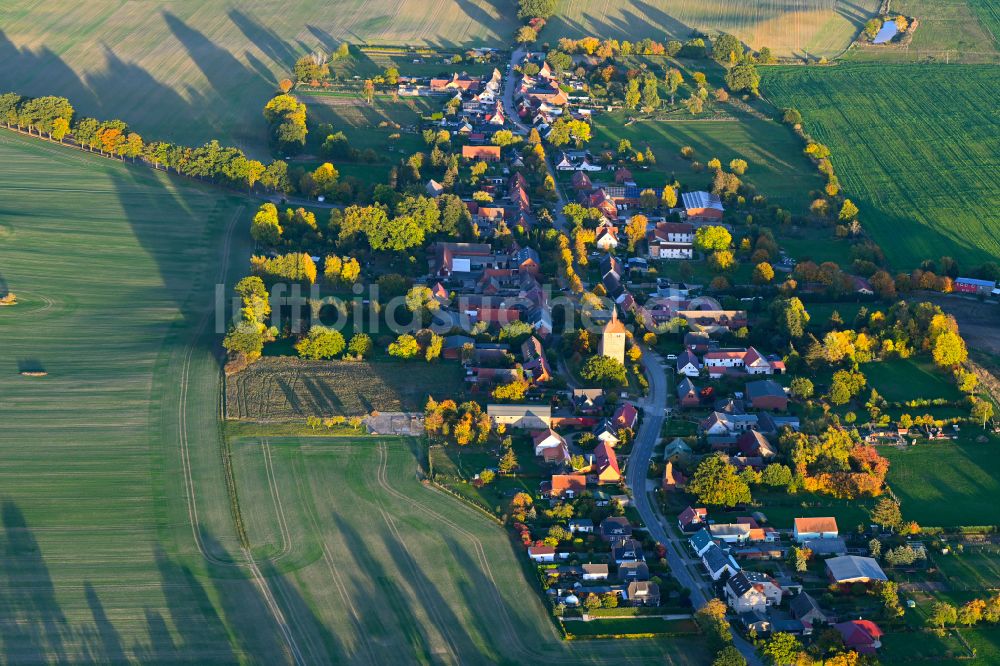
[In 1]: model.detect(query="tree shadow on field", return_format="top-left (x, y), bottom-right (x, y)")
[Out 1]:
top-left (0, 501), bottom-right (69, 663)
top-left (227, 10), bottom-right (300, 73)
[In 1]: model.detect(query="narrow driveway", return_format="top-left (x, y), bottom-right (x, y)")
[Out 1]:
top-left (503, 49), bottom-right (568, 232)
top-left (625, 346), bottom-right (763, 665)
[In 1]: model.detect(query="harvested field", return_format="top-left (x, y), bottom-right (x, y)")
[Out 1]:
top-left (226, 357), bottom-right (466, 420)
top-left (0, 1), bottom-right (514, 154)
top-left (545, 0), bottom-right (880, 58)
top-left (227, 436), bottom-right (713, 663)
top-left (761, 64), bottom-right (1000, 269)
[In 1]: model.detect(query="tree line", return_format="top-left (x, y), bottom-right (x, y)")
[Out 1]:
top-left (0, 91), bottom-right (294, 195)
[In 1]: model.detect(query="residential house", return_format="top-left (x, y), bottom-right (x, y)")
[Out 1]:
top-left (593, 420), bottom-right (620, 448)
top-left (746, 380), bottom-right (788, 411)
top-left (704, 349), bottom-right (748, 370)
top-left (430, 72), bottom-right (482, 92)
top-left (726, 571), bottom-right (782, 614)
top-left (803, 538), bottom-right (848, 557)
top-left (626, 581), bottom-right (660, 607)
top-left (618, 561), bottom-right (650, 582)
top-left (685, 331), bottom-right (714, 353)
top-left (826, 556), bottom-right (888, 585)
top-left (677, 377), bottom-right (701, 409)
top-left (528, 545), bottom-right (556, 562)
top-left (442, 334), bottom-right (474, 361)
top-left (462, 144), bottom-right (501, 161)
top-left (593, 441), bottom-right (622, 484)
top-left (595, 223), bottom-right (620, 251)
top-left (549, 474), bottom-right (587, 498)
top-left (700, 412), bottom-right (759, 436)
top-left (757, 412), bottom-right (801, 435)
top-left (511, 246), bottom-right (541, 277)
top-left (487, 404), bottom-right (551, 429)
top-left (612, 539), bottom-right (645, 565)
top-left (710, 523), bottom-right (752, 544)
top-left (571, 170), bottom-right (592, 191)
top-left (426, 179), bottom-right (444, 197)
top-left (532, 428), bottom-right (568, 457)
top-left (676, 349), bottom-right (700, 377)
top-left (582, 563), bottom-right (609, 580)
top-left (790, 593), bottom-right (828, 634)
top-left (569, 518), bottom-right (594, 534)
top-left (737, 517), bottom-right (779, 543)
top-left (689, 528), bottom-right (714, 557)
top-left (572, 388), bottom-right (605, 413)
top-left (663, 437), bottom-right (693, 462)
top-left (521, 336), bottom-right (552, 383)
top-left (681, 191), bottom-right (724, 219)
top-left (793, 517), bottom-right (839, 543)
top-left (613, 402), bottom-right (638, 430)
top-left (679, 309), bottom-right (748, 335)
top-left (835, 620), bottom-right (884, 654)
top-left (662, 461), bottom-right (687, 492)
top-left (600, 516), bottom-right (633, 542)
top-left (430, 242), bottom-right (496, 276)
top-left (646, 224), bottom-right (695, 260)
top-left (678, 506), bottom-right (708, 532)
top-left (737, 430), bottom-right (776, 458)
top-left (743, 347), bottom-right (783, 375)
top-left (702, 544), bottom-right (741, 581)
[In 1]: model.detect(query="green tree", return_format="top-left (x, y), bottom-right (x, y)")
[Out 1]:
top-left (694, 226), bottom-right (732, 252)
top-left (753, 262), bottom-right (775, 284)
top-left (839, 199), bottom-right (859, 221)
top-left (688, 454), bottom-right (751, 507)
top-left (724, 63), bottom-right (759, 93)
top-left (712, 646), bottom-right (747, 666)
top-left (347, 333), bottom-right (373, 358)
top-left (580, 355), bottom-right (628, 387)
top-left (770, 297), bottom-right (810, 339)
top-left (641, 75), bottom-right (661, 109)
top-left (928, 601), bottom-right (957, 629)
top-left (713, 33), bottom-right (743, 63)
top-left (624, 78), bottom-right (641, 109)
top-left (295, 326), bottom-right (346, 359)
top-left (515, 26), bottom-right (537, 43)
top-left (518, 0), bottom-right (557, 19)
top-left (761, 632), bottom-right (803, 665)
top-left (761, 463), bottom-right (793, 487)
top-left (870, 497), bottom-right (902, 530)
top-left (499, 447), bottom-right (518, 473)
top-left (932, 330), bottom-right (967, 368)
top-left (790, 377), bottom-right (814, 400)
top-left (251, 203), bottom-right (283, 245)
top-left (388, 334), bottom-right (420, 359)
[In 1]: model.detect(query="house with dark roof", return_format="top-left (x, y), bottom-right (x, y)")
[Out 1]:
top-left (689, 528), bottom-right (714, 557)
top-left (677, 377), bottom-right (701, 410)
top-left (803, 537), bottom-right (848, 557)
top-left (678, 506), bottom-right (708, 532)
top-left (737, 430), bottom-right (776, 458)
top-left (702, 544), bottom-right (741, 580)
top-left (725, 571), bottom-right (782, 614)
top-left (520, 336), bottom-right (552, 383)
top-left (626, 581), bottom-right (660, 607)
top-left (676, 349), bottom-right (700, 377)
top-left (612, 539), bottom-right (644, 565)
top-left (619, 561), bottom-right (650, 582)
top-left (790, 593), bottom-right (827, 633)
top-left (745, 379), bottom-right (788, 411)
top-left (571, 388), bottom-right (605, 413)
top-left (600, 516), bottom-right (632, 542)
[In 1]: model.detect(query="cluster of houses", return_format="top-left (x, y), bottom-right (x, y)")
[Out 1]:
top-left (536, 516), bottom-right (661, 609)
top-left (679, 510), bottom-right (887, 652)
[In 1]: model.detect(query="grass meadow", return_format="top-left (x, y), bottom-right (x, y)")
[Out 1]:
top-left (591, 110), bottom-right (824, 212)
top-left (228, 436), bottom-right (713, 663)
top-left (0, 131), bottom-right (293, 660)
top-left (0, 1), bottom-right (514, 155)
top-left (761, 63), bottom-right (1000, 270)
top-left (544, 0), bottom-right (880, 58)
top-left (884, 435), bottom-right (1000, 528)
top-left (844, 0), bottom-right (1000, 64)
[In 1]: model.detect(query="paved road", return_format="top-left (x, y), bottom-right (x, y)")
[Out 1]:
top-left (625, 347), bottom-right (763, 665)
top-left (502, 49), bottom-right (568, 232)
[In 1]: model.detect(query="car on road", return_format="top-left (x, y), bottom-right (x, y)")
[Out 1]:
top-left (666, 354), bottom-right (678, 360)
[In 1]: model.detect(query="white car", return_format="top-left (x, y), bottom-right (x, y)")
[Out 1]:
top-left (666, 354), bottom-right (677, 361)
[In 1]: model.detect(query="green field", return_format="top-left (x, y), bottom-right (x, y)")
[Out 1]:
top-left (761, 64), bottom-right (1000, 270)
top-left (885, 437), bottom-right (1000, 528)
top-left (934, 546), bottom-right (1000, 591)
top-left (844, 0), bottom-right (1000, 64)
top-left (0, 131), bottom-right (285, 659)
top-left (228, 437), bottom-right (713, 663)
top-left (544, 0), bottom-right (880, 58)
top-left (864, 359), bottom-right (963, 404)
top-left (0, 1), bottom-right (514, 155)
top-left (592, 110), bottom-right (824, 212)
top-left (226, 357), bottom-right (466, 420)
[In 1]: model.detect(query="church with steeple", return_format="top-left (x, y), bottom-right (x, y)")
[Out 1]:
top-left (598, 307), bottom-right (627, 364)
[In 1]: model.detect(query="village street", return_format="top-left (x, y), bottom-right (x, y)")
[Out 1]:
top-left (626, 347), bottom-right (763, 665)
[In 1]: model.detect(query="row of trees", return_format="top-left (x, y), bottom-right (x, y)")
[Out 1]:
top-left (0, 91), bottom-right (293, 195)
